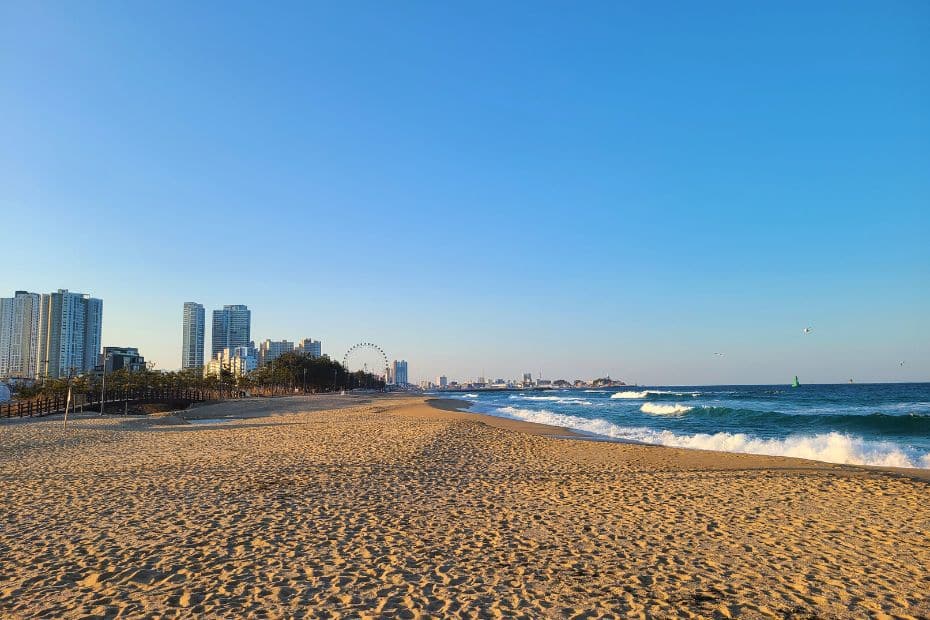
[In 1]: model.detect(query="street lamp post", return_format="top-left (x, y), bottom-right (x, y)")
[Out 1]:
top-left (100, 352), bottom-right (111, 415)
top-left (63, 367), bottom-right (75, 430)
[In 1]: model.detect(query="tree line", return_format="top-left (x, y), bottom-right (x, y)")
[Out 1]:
top-left (12, 352), bottom-right (384, 400)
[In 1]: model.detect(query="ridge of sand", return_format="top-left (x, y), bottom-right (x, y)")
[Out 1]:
top-left (1, 395), bottom-right (928, 618)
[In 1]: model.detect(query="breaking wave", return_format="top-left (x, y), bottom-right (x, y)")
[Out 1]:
top-left (473, 405), bottom-right (930, 469)
top-left (611, 390), bottom-right (700, 400)
top-left (640, 403), bottom-right (694, 415)
top-left (611, 391), bottom-right (648, 399)
top-left (645, 390), bottom-right (701, 398)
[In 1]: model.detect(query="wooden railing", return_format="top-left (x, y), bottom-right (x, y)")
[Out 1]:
top-left (0, 388), bottom-right (235, 420)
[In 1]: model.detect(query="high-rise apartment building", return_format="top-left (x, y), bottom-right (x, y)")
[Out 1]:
top-left (181, 302), bottom-right (205, 370)
top-left (437, 375), bottom-right (448, 388)
top-left (0, 298), bottom-right (10, 378)
top-left (0, 291), bottom-right (40, 379)
top-left (259, 339), bottom-right (294, 366)
top-left (212, 305), bottom-right (251, 358)
top-left (296, 338), bottom-right (322, 358)
top-left (36, 289), bottom-right (103, 379)
top-left (392, 360), bottom-right (408, 386)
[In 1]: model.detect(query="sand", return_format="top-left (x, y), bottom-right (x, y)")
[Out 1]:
top-left (1, 395), bottom-right (928, 619)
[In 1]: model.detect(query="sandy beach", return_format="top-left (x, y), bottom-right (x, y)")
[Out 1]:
top-left (1, 395), bottom-right (928, 619)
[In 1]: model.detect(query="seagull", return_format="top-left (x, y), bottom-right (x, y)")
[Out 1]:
top-left (900, 361), bottom-right (905, 366)
top-left (713, 352), bottom-right (725, 356)
top-left (803, 327), bottom-right (813, 335)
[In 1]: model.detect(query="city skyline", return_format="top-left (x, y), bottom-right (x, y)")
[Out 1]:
top-left (1, 284), bottom-right (927, 385)
top-left (6, 286), bottom-right (621, 386)
top-left (2, 2), bottom-right (927, 384)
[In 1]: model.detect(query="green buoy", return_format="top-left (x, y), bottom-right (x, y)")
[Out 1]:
top-left (792, 376), bottom-right (800, 388)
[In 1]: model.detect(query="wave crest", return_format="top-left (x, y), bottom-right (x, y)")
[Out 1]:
top-left (473, 405), bottom-right (930, 469)
top-left (641, 403), bottom-right (693, 415)
top-left (610, 390), bottom-right (700, 400)
top-left (611, 391), bottom-right (648, 399)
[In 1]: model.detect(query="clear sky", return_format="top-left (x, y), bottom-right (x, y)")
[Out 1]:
top-left (2, 1), bottom-right (928, 385)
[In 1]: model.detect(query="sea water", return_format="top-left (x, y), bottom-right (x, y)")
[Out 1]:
top-left (451, 383), bottom-right (930, 469)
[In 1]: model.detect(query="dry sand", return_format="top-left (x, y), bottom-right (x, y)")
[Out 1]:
top-left (1, 395), bottom-right (928, 619)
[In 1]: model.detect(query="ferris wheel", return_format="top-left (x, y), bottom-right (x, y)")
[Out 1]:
top-left (342, 342), bottom-right (390, 378)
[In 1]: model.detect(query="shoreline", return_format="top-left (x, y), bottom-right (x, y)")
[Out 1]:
top-left (5, 392), bottom-right (928, 481)
top-left (425, 396), bottom-right (930, 483)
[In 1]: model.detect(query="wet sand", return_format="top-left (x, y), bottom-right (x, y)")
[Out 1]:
top-left (1, 395), bottom-right (928, 618)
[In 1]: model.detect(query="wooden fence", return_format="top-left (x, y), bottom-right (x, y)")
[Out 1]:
top-left (0, 388), bottom-right (235, 420)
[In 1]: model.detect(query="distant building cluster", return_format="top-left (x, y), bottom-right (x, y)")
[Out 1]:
top-left (0, 286), bottom-right (420, 396)
top-left (205, 345), bottom-right (257, 378)
top-left (183, 302), bottom-right (324, 378)
top-left (418, 373), bottom-right (625, 391)
top-left (0, 287), bottom-right (337, 388)
top-left (0, 289), bottom-right (103, 381)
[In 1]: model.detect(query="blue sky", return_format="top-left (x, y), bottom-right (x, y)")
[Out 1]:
top-left (2, 1), bottom-right (928, 384)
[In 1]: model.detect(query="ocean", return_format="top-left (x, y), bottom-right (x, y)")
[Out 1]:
top-left (443, 383), bottom-right (930, 469)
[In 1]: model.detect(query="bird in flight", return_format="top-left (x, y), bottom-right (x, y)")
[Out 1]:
top-left (803, 327), bottom-right (813, 335)
top-left (713, 352), bottom-right (725, 356)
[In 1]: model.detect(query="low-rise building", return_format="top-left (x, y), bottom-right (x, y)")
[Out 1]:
top-left (101, 347), bottom-right (146, 373)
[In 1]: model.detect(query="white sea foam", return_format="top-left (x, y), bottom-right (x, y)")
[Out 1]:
top-left (640, 403), bottom-right (694, 415)
top-left (611, 391), bottom-right (648, 399)
top-left (461, 393), bottom-right (479, 398)
top-left (491, 406), bottom-right (646, 439)
top-left (656, 430), bottom-right (923, 469)
top-left (474, 405), bottom-right (930, 469)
